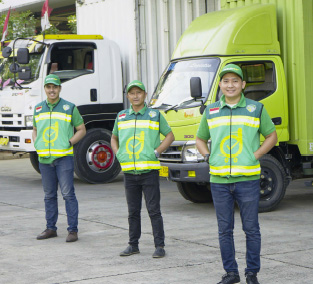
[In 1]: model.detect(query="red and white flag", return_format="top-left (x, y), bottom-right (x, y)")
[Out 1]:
top-left (209, 107), bottom-right (220, 115)
top-left (1, 7), bottom-right (11, 42)
top-left (41, 0), bottom-right (53, 32)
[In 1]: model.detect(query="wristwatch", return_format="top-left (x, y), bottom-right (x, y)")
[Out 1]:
top-left (69, 140), bottom-right (72, 147)
top-left (204, 154), bottom-right (210, 163)
top-left (154, 150), bottom-right (160, 158)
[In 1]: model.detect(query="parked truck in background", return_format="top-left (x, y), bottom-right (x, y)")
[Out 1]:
top-left (0, 0), bottom-right (215, 184)
top-left (0, 35), bottom-right (123, 183)
top-left (149, 0), bottom-right (313, 212)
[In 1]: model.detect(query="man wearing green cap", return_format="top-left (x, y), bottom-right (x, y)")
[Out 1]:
top-left (32, 74), bottom-right (86, 242)
top-left (196, 64), bottom-right (277, 284)
top-left (111, 80), bottom-right (174, 258)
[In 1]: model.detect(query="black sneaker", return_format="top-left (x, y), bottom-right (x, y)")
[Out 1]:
top-left (246, 272), bottom-right (260, 284)
top-left (120, 245), bottom-right (140, 256)
top-left (152, 247), bottom-right (165, 258)
top-left (217, 272), bottom-right (240, 284)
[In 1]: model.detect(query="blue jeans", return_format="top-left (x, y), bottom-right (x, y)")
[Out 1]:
top-left (210, 180), bottom-right (261, 275)
top-left (124, 170), bottom-right (165, 248)
top-left (39, 156), bottom-right (79, 232)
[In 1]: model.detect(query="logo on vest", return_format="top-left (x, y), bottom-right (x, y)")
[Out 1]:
top-left (126, 131), bottom-right (145, 159)
top-left (246, 104), bottom-right (256, 113)
top-left (149, 111), bottom-right (157, 118)
top-left (36, 106), bottom-right (42, 112)
top-left (220, 128), bottom-right (243, 163)
top-left (42, 121), bottom-right (59, 146)
top-left (63, 104), bottom-right (70, 111)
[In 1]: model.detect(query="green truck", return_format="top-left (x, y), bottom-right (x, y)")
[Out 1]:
top-left (149, 0), bottom-right (313, 212)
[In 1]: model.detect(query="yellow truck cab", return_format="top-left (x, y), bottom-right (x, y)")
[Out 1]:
top-left (149, 1), bottom-right (313, 212)
top-left (0, 35), bottom-right (123, 183)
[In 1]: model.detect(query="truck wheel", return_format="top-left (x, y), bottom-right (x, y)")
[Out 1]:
top-left (74, 128), bottom-right (121, 184)
top-left (259, 154), bottom-right (287, 213)
top-left (29, 151), bottom-right (40, 174)
top-left (176, 182), bottom-right (212, 203)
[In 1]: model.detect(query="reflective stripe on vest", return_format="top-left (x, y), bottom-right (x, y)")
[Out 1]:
top-left (120, 161), bottom-right (161, 171)
top-left (210, 164), bottom-right (261, 176)
top-left (37, 147), bottom-right (74, 156)
top-left (35, 112), bottom-right (72, 123)
top-left (207, 115), bottom-right (260, 129)
top-left (118, 120), bottom-right (159, 131)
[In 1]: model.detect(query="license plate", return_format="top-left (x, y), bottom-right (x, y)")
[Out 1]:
top-left (159, 166), bottom-right (168, 177)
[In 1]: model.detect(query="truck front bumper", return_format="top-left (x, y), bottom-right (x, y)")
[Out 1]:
top-left (161, 162), bottom-right (210, 183)
top-left (0, 130), bottom-right (35, 152)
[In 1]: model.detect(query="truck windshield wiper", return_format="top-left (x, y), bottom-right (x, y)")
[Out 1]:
top-left (164, 104), bottom-right (179, 113)
top-left (150, 103), bottom-right (171, 109)
top-left (164, 97), bottom-right (199, 113)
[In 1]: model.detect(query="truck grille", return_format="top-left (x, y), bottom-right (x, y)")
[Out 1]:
top-left (159, 141), bottom-right (185, 162)
top-left (0, 113), bottom-right (23, 127)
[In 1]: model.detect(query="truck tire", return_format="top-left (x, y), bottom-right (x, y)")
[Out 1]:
top-left (74, 128), bottom-right (121, 184)
top-left (176, 182), bottom-right (213, 203)
top-left (259, 154), bottom-right (287, 213)
top-left (29, 151), bottom-right (40, 174)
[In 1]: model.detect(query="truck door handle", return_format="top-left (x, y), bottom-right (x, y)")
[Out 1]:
top-left (272, 117), bottom-right (282, 125)
top-left (90, 89), bottom-right (97, 102)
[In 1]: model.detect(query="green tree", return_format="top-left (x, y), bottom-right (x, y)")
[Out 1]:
top-left (0, 10), bottom-right (60, 41)
top-left (67, 15), bottom-right (77, 34)
top-left (0, 10), bottom-right (37, 40)
top-left (40, 24), bottom-right (60, 35)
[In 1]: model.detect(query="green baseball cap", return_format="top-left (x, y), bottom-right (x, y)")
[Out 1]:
top-left (44, 74), bottom-right (61, 86)
top-left (219, 64), bottom-right (243, 80)
top-left (127, 80), bottom-right (145, 92)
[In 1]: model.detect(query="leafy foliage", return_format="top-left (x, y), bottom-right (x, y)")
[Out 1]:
top-left (40, 24), bottom-right (60, 35)
top-left (0, 10), bottom-right (37, 40)
top-left (67, 15), bottom-right (77, 34)
top-left (0, 10), bottom-right (60, 40)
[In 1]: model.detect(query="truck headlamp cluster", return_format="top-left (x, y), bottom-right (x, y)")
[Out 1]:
top-left (25, 115), bottom-right (33, 127)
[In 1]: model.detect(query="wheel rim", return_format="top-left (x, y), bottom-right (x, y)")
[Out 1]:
top-left (260, 168), bottom-right (276, 201)
top-left (86, 141), bottom-right (114, 172)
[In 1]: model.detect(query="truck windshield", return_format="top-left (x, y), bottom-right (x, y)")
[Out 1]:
top-left (149, 58), bottom-right (219, 109)
top-left (0, 40), bottom-right (44, 87)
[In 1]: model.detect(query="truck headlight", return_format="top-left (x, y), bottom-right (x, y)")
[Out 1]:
top-left (182, 141), bottom-right (211, 162)
top-left (25, 115), bottom-right (33, 127)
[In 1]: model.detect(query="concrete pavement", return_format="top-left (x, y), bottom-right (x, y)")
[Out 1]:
top-left (1, 158), bottom-right (313, 283)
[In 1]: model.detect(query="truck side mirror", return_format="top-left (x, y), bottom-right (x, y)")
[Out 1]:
top-left (2, 46), bottom-right (12, 58)
top-left (190, 77), bottom-right (202, 98)
top-left (9, 63), bottom-right (20, 73)
top-left (17, 48), bottom-right (30, 64)
top-left (18, 66), bottom-right (32, 80)
top-left (190, 77), bottom-right (206, 114)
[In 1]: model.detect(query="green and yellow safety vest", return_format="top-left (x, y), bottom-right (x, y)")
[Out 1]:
top-left (206, 96), bottom-right (264, 177)
top-left (115, 107), bottom-right (162, 172)
top-left (34, 98), bottom-right (75, 158)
